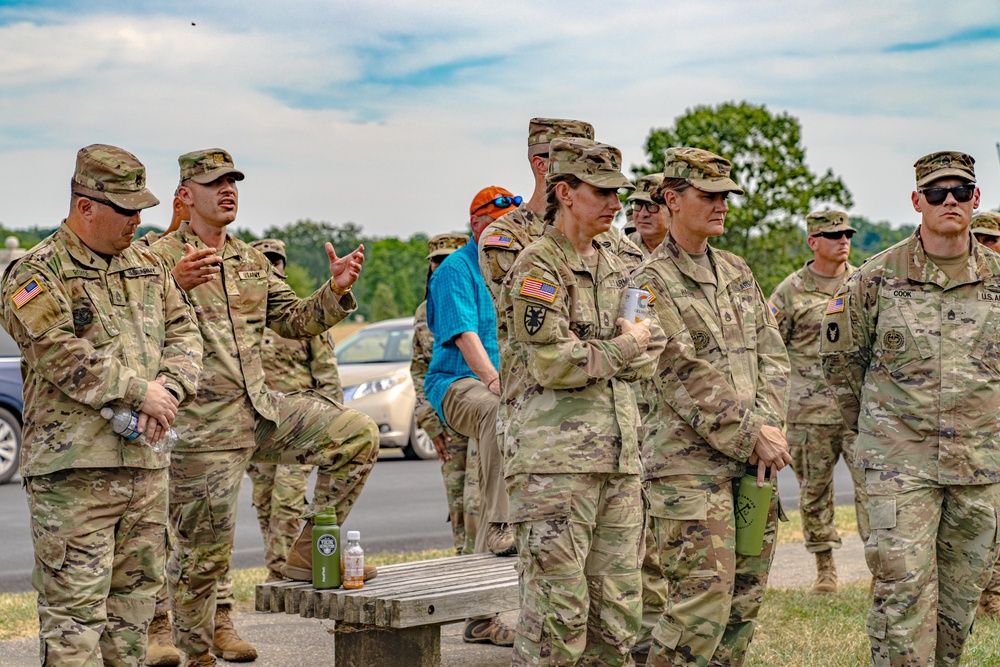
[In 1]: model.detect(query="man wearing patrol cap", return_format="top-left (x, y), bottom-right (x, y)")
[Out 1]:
top-left (425, 187), bottom-right (519, 646)
top-left (1, 145), bottom-right (202, 666)
top-left (501, 137), bottom-right (663, 665)
top-left (822, 151), bottom-right (1000, 666)
top-left (972, 210), bottom-right (1000, 253)
top-left (411, 233), bottom-right (478, 554)
top-left (633, 146), bottom-right (791, 666)
top-left (628, 173), bottom-right (669, 257)
top-left (149, 149), bottom-right (378, 667)
top-left (768, 210), bottom-right (868, 596)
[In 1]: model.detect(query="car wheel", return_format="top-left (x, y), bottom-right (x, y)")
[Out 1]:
top-left (402, 420), bottom-right (437, 460)
top-left (0, 406), bottom-right (21, 484)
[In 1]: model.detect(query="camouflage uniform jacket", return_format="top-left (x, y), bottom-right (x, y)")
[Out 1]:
top-left (1, 223), bottom-right (202, 476)
top-left (150, 222), bottom-right (356, 451)
top-left (768, 260), bottom-right (855, 424)
top-left (634, 233), bottom-right (790, 480)
top-left (261, 326), bottom-right (342, 401)
top-left (501, 225), bottom-right (663, 476)
top-left (820, 229), bottom-right (1000, 485)
top-left (628, 230), bottom-right (656, 259)
top-left (410, 299), bottom-right (446, 440)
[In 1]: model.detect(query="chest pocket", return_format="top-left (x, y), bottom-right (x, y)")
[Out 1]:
top-left (78, 279), bottom-right (119, 347)
top-left (675, 293), bottom-right (723, 363)
top-left (968, 302), bottom-right (1000, 377)
top-left (875, 298), bottom-right (933, 373)
top-left (730, 284), bottom-right (759, 351)
top-left (233, 267), bottom-right (268, 323)
top-left (134, 271), bottom-right (165, 340)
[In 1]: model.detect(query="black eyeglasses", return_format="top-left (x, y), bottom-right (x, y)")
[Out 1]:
top-left (919, 184), bottom-right (976, 206)
top-left (80, 196), bottom-right (140, 217)
top-left (812, 230), bottom-right (855, 241)
top-left (472, 195), bottom-right (522, 215)
top-left (631, 201), bottom-right (661, 214)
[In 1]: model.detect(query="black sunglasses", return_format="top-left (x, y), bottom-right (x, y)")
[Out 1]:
top-left (473, 195), bottom-right (522, 215)
top-left (919, 184), bottom-right (976, 206)
top-left (80, 195), bottom-right (140, 217)
top-left (812, 230), bottom-right (855, 241)
top-left (631, 201), bottom-right (661, 214)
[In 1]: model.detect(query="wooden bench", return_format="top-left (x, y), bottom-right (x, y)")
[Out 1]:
top-left (255, 553), bottom-right (519, 666)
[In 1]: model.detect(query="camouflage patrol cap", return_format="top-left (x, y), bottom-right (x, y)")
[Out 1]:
top-left (659, 147), bottom-right (744, 195)
top-left (914, 151), bottom-right (975, 187)
top-left (971, 211), bottom-right (1000, 238)
top-left (547, 138), bottom-right (635, 190)
top-left (807, 210), bottom-right (856, 236)
top-left (251, 238), bottom-right (286, 277)
top-left (627, 173), bottom-right (664, 203)
top-left (178, 148), bottom-right (245, 185)
top-left (71, 144), bottom-right (159, 210)
top-left (528, 118), bottom-right (595, 147)
top-left (426, 233), bottom-right (468, 260)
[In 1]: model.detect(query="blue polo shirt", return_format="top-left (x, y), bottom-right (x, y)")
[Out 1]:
top-left (424, 238), bottom-right (499, 423)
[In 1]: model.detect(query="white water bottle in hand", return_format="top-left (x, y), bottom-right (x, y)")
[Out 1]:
top-left (100, 406), bottom-right (177, 454)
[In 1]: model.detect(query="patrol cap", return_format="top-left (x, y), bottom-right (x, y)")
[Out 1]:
top-left (179, 148), bottom-right (246, 185)
top-left (627, 173), bottom-right (664, 203)
top-left (71, 144), bottom-right (159, 210)
top-left (547, 138), bottom-right (635, 191)
top-left (971, 211), bottom-right (1000, 238)
top-left (251, 238), bottom-right (286, 276)
top-left (807, 210), bottom-right (856, 236)
top-left (528, 118), bottom-right (595, 147)
top-left (914, 151), bottom-right (975, 187)
top-left (470, 186), bottom-right (518, 221)
top-left (658, 147), bottom-right (744, 195)
top-left (426, 233), bottom-right (468, 260)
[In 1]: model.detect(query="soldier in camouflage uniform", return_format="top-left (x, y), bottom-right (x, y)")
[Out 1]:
top-left (627, 174), bottom-right (668, 258)
top-left (768, 210), bottom-right (867, 595)
top-left (135, 189), bottom-right (189, 249)
top-left (502, 138), bottom-right (664, 666)
top-left (633, 147), bottom-right (791, 667)
top-left (411, 232), bottom-right (477, 554)
top-left (972, 210), bottom-right (1000, 254)
top-left (0, 145), bottom-right (202, 667)
top-left (244, 238), bottom-right (344, 583)
top-left (149, 149), bottom-right (379, 667)
top-left (821, 151), bottom-right (1000, 667)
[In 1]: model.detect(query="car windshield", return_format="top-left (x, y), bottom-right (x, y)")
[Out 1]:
top-left (336, 325), bottom-right (414, 364)
top-left (0, 327), bottom-right (19, 357)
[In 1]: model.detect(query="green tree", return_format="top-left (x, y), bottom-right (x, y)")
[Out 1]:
top-left (369, 282), bottom-right (401, 321)
top-left (636, 101), bottom-right (853, 294)
top-left (848, 216), bottom-right (916, 266)
top-left (354, 236), bottom-right (431, 321)
top-left (283, 261), bottom-right (317, 297)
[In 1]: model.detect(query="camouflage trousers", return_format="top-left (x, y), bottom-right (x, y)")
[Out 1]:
top-left (438, 427), bottom-right (473, 554)
top-left (463, 437), bottom-right (481, 555)
top-left (168, 391), bottom-right (378, 657)
top-left (508, 472), bottom-right (643, 666)
top-left (788, 421), bottom-right (870, 550)
top-left (864, 470), bottom-right (1000, 667)
top-left (645, 474), bottom-right (779, 667)
top-left (441, 378), bottom-right (509, 554)
top-left (154, 524), bottom-right (235, 616)
top-left (26, 466), bottom-right (168, 667)
top-left (246, 462), bottom-right (313, 577)
top-left (637, 515), bottom-right (667, 648)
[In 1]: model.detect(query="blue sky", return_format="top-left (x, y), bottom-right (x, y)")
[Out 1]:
top-left (1, 1), bottom-right (998, 237)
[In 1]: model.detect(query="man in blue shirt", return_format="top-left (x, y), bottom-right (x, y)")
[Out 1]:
top-left (425, 185), bottom-right (519, 647)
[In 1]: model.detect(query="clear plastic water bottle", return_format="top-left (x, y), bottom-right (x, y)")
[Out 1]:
top-left (100, 406), bottom-right (177, 455)
top-left (343, 530), bottom-right (365, 589)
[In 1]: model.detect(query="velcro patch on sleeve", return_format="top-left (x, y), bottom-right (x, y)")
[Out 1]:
top-left (641, 283), bottom-right (657, 304)
top-left (483, 235), bottom-right (514, 248)
top-left (12, 278), bottom-right (43, 308)
top-left (519, 277), bottom-right (558, 303)
top-left (825, 297), bottom-right (844, 314)
top-left (768, 300), bottom-right (780, 317)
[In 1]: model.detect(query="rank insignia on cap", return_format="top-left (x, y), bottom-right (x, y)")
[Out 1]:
top-left (768, 301), bottom-right (780, 317)
top-left (641, 283), bottom-right (657, 304)
top-left (484, 234), bottom-right (513, 248)
top-left (520, 277), bottom-right (558, 303)
top-left (12, 278), bottom-right (43, 308)
top-left (825, 297), bottom-right (844, 314)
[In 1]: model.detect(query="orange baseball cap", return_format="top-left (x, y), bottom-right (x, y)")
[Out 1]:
top-left (469, 186), bottom-right (520, 221)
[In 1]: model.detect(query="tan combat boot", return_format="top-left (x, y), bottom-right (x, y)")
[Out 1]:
top-left (979, 591), bottom-right (1000, 618)
top-left (145, 611), bottom-right (181, 666)
top-left (211, 604), bottom-right (258, 662)
top-left (812, 550), bottom-right (838, 594)
top-left (280, 521), bottom-right (313, 582)
top-left (184, 653), bottom-right (216, 667)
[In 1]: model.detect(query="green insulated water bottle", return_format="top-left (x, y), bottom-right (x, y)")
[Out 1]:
top-left (735, 466), bottom-right (773, 557)
top-left (312, 509), bottom-right (342, 589)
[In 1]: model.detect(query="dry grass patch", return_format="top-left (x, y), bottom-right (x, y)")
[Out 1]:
top-left (777, 504), bottom-right (860, 545)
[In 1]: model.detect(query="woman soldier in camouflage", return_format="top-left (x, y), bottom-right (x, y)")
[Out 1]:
top-left (500, 137), bottom-right (663, 666)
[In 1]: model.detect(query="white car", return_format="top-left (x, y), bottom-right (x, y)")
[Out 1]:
top-left (335, 317), bottom-right (436, 460)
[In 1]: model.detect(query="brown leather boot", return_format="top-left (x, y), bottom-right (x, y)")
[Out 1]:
top-left (184, 653), bottom-right (216, 667)
top-left (145, 611), bottom-right (181, 666)
top-left (280, 521), bottom-right (313, 582)
top-left (812, 550), bottom-right (838, 594)
top-left (979, 591), bottom-right (1000, 618)
top-left (211, 604), bottom-right (258, 662)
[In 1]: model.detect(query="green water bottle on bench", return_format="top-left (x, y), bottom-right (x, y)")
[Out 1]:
top-left (312, 509), bottom-right (342, 589)
top-left (735, 465), bottom-right (772, 557)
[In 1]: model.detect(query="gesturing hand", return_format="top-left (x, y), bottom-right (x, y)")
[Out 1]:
top-left (327, 243), bottom-right (365, 293)
top-left (171, 243), bottom-right (222, 291)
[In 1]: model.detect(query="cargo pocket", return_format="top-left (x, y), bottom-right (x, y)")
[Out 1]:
top-left (647, 485), bottom-right (715, 579)
top-left (866, 608), bottom-right (887, 640)
top-left (168, 474), bottom-right (217, 543)
top-left (652, 615), bottom-right (683, 651)
top-left (865, 495), bottom-right (906, 582)
top-left (31, 526), bottom-right (66, 572)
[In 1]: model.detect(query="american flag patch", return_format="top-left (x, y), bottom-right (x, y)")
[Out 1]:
top-left (520, 277), bottom-right (558, 303)
top-left (825, 297), bottom-right (844, 314)
top-left (483, 235), bottom-right (513, 248)
top-left (12, 278), bottom-right (43, 308)
top-left (768, 301), bottom-right (780, 317)
top-left (641, 283), bottom-right (657, 304)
